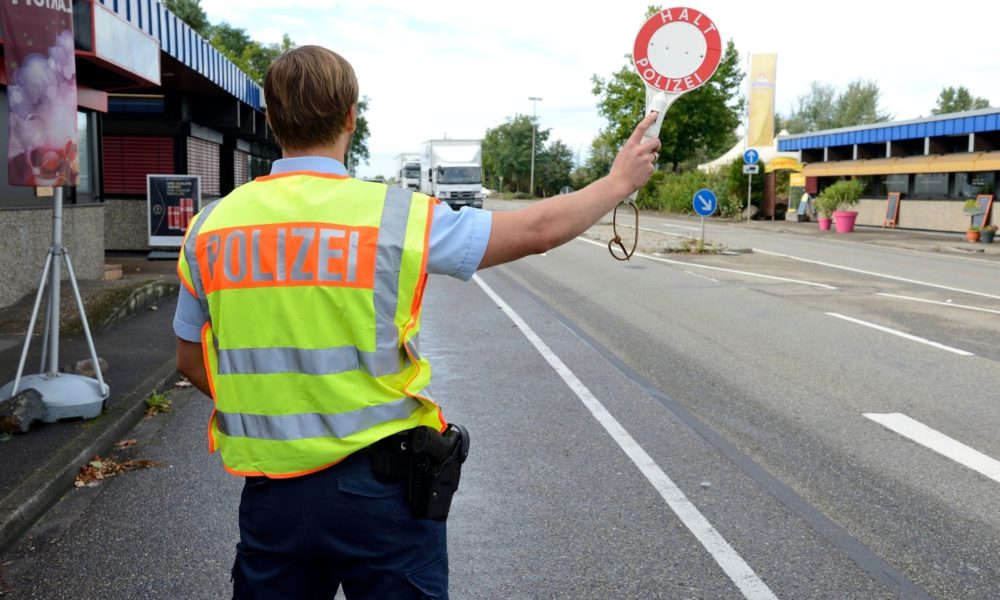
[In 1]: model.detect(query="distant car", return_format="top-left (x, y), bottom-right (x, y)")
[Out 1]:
top-left (481, 188), bottom-right (495, 198)
top-left (559, 185), bottom-right (574, 195)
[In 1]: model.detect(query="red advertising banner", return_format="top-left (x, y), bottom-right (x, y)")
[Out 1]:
top-left (2, 0), bottom-right (79, 187)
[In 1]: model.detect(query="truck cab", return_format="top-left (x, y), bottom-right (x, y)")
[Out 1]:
top-left (431, 163), bottom-right (482, 209)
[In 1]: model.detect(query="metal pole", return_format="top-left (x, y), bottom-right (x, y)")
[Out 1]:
top-left (747, 174), bottom-right (752, 223)
top-left (528, 96), bottom-right (542, 196)
top-left (48, 187), bottom-right (64, 376)
top-left (64, 250), bottom-right (106, 392)
top-left (11, 254), bottom-right (53, 397)
top-left (701, 217), bottom-right (706, 244)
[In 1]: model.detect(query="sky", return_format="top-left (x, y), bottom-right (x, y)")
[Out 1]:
top-left (199, 0), bottom-right (1000, 179)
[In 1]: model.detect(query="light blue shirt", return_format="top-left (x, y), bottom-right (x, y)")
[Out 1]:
top-left (173, 156), bottom-right (492, 342)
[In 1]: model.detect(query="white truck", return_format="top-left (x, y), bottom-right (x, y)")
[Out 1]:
top-left (419, 139), bottom-right (483, 209)
top-left (396, 153), bottom-right (422, 190)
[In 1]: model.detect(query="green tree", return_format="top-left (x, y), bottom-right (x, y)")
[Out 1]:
top-left (781, 79), bottom-right (890, 133)
top-left (347, 96), bottom-right (371, 175)
top-left (482, 114), bottom-right (544, 193)
top-left (781, 82), bottom-right (836, 133)
top-left (931, 86), bottom-right (990, 115)
top-left (591, 8), bottom-right (744, 173)
top-left (535, 140), bottom-right (574, 196)
top-left (163, 0), bottom-right (210, 36)
top-left (835, 79), bottom-right (891, 127)
top-left (574, 130), bottom-right (618, 188)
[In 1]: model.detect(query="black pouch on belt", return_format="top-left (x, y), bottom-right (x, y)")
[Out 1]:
top-left (407, 424), bottom-right (470, 521)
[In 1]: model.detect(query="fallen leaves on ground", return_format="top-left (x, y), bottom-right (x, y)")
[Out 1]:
top-left (74, 455), bottom-right (161, 488)
top-left (114, 438), bottom-right (138, 449)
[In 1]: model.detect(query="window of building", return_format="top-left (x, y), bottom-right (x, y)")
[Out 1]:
top-left (913, 173), bottom-right (949, 199)
top-left (953, 172), bottom-right (995, 199)
top-left (882, 174), bottom-right (909, 196)
top-left (187, 137), bottom-right (221, 196)
top-left (76, 112), bottom-right (93, 196)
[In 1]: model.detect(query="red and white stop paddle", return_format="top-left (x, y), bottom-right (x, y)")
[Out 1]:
top-left (610, 7), bottom-right (722, 260)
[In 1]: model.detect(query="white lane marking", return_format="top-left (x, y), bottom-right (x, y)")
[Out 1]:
top-left (658, 222), bottom-right (701, 232)
top-left (472, 274), bottom-right (778, 600)
top-left (864, 413), bottom-right (1000, 484)
top-left (685, 270), bottom-right (721, 283)
top-left (640, 225), bottom-right (693, 239)
top-left (577, 237), bottom-right (837, 290)
top-left (826, 312), bottom-right (974, 356)
top-left (754, 248), bottom-right (1000, 301)
top-left (876, 293), bottom-right (1000, 315)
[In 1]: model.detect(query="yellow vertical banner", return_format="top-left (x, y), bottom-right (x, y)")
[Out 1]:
top-left (747, 53), bottom-right (777, 149)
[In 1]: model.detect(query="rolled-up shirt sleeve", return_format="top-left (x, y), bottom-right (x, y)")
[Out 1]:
top-left (173, 287), bottom-right (207, 342)
top-left (426, 204), bottom-right (493, 281)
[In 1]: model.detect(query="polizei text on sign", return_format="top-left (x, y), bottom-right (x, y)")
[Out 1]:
top-left (632, 7), bottom-right (722, 94)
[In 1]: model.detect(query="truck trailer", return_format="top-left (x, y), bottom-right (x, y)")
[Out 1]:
top-left (419, 139), bottom-right (483, 209)
top-left (396, 153), bottom-right (422, 190)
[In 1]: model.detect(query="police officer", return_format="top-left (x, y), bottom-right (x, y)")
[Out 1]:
top-left (174, 45), bottom-right (660, 600)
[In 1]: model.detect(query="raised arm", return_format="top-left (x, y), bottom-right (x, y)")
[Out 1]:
top-left (479, 112), bottom-right (661, 270)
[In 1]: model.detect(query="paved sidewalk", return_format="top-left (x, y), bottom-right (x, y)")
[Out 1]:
top-left (0, 253), bottom-right (182, 553)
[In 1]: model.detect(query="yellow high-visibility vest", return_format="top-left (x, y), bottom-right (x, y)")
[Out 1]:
top-left (177, 171), bottom-right (445, 478)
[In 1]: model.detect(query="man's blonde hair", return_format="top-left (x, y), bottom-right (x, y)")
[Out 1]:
top-left (264, 45), bottom-right (359, 151)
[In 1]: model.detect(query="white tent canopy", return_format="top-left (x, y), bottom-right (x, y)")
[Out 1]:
top-left (697, 130), bottom-right (801, 172)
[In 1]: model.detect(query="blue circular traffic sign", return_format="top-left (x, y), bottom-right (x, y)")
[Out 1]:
top-left (692, 188), bottom-right (717, 217)
top-left (743, 149), bottom-right (759, 165)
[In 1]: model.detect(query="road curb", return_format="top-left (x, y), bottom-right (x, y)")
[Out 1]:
top-left (96, 280), bottom-right (180, 333)
top-left (0, 358), bottom-right (178, 554)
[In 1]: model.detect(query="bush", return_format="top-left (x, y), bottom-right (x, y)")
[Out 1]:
top-left (657, 170), bottom-right (715, 213)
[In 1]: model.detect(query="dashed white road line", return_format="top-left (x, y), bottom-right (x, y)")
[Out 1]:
top-left (577, 236), bottom-right (837, 290)
top-left (876, 293), bottom-right (1000, 315)
top-left (685, 270), bottom-right (721, 283)
top-left (473, 274), bottom-right (778, 600)
top-left (864, 413), bottom-right (1000, 484)
top-left (826, 312), bottom-right (974, 356)
top-left (754, 248), bottom-right (1000, 301)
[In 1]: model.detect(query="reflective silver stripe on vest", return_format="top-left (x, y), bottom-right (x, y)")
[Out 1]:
top-left (183, 199), bottom-right (223, 312)
top-left (216, 344), bottom-right (402, 378)
top-left (374, 187), bottom-right (412, 356)
top-left (214, 396), bottom-right (422, 441)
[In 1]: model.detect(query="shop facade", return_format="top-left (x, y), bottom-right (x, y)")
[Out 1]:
top-left (0, 0), bottom-right (278, 308)
top-left (778, 108), bottom-right (999, 231)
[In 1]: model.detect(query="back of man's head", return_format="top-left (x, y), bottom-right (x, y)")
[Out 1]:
top-left (264, 45), bottom-right (358, 152)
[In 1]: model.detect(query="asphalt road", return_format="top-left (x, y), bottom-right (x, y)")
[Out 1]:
top-left (2, 220), bottom-right (999, 599)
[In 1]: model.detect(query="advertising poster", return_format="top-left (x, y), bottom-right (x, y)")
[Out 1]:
top-left (147, 175), bottom-right (201, 247)
top-left (2, 0), bottom-right (79, 187)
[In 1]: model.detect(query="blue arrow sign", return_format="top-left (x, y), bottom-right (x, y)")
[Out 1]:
top-left (692, 188), bottom-right (717, 217)
top-left (743, 149), bottom-right (759, 165)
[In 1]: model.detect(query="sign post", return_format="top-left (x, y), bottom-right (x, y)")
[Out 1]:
top-left (743, 149), bottom-right (759, 223)
top-left (692, 187), bottom-right (718, 243)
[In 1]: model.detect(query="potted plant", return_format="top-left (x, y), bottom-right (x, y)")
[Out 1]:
top-left (813, 193), bottom-right (837, 231)
top-left (967, 225), bottom-right (981, 243)
top-left (817, 179), bottom-right (865, 233)
top-left (981, 224), bottom-right (997, 243)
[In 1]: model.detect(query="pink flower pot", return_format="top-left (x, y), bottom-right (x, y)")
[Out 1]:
top-left (833, 210), bottom-right (858, 233)
top-left (818, 217), bottom-right (832, 231)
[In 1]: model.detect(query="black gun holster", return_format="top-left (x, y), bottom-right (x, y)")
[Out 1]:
top-left (369, 424), bottom-right (470, 521)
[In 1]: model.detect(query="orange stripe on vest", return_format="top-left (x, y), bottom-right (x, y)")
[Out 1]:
top-left (195, 222), bottom-right (378, 293)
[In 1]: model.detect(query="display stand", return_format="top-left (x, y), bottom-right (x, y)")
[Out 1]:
top-left (0, 188), bottom-right (109, 421)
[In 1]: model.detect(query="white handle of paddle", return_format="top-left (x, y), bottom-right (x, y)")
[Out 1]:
top-left (625, 91), bottom-right (670, 204)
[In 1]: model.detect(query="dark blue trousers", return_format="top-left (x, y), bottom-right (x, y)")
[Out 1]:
top-left (232, 451), bottom-right (448, 599)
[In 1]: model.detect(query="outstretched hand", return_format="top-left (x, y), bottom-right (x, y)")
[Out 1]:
top-left (609, 112), bottom-right (662, 197)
